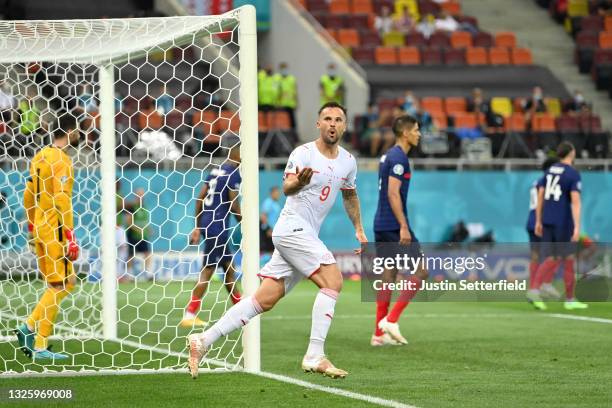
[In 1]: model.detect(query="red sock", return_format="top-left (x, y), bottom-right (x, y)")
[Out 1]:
top-left (529, 261), bottom-right (539, 290)
top-left (186, 294), bottom-right (202, 314)
top-left (230, 289), bottom-right (242, 305)
top-left (543, 261), bottom-right (557, 284)
top-left (533, 258), bottom-right (560, 289)
top-left (563, 259), bottom-right (575, 300)
top-left (387, 276), bottom-right (422, 323)
top-left (375, 289), bottom-right (391, 336)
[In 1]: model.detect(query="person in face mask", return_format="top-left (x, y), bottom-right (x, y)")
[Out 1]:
top-left (320, 63), bottom-right (345, 106)
top-left (273, 62), bottom-right (298, 130)
top-left (522, 86), bottom-right (547, 122)
top-left (567, 89), bottom-right (587, 113)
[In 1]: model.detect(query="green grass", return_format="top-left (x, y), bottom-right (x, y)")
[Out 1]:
top-left (1, 280), bottom-right (612, 407)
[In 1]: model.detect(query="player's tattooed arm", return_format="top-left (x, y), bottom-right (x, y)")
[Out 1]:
top-left (342, 188), bottom-right (364, 232)
top-left (283, 167), bottom-right (313, 196)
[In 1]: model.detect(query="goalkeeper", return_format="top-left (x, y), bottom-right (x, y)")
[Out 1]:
top-left (15, 113), bottom-right (80, 360)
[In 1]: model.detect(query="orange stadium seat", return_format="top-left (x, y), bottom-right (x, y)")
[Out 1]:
top-left (511, 48), bottom-right (533, 65)
top-left (444, 97), bottom-right (467, 115)
top-left (216, 110), bottom-right (240, 133)
top-left (466, 47), bottom-right (488, 65)
top-left (268, 110), bottom-right (292, 131)
top-left (512, 98), bottom-right (525, 114)
top-left (495, 32), bottom-right (517, 48)
top-left (599, 32), bottom-right (612, 49)
top-left (397, 46), bottom-right (421, 64)
top-left (532, 113), bottom-right (556, 133)
top-left (488, 47), bottom-right (511, 65)
top-left (450, 31), bottom-right (472, 48)
top-left (375, 46), bottom-right (398, 64)
top-left (138, 107), bottom-right (163, 130)
top-left (606, 16), bottom-right (612, 31)
top-left (505, 113), bottom-right (527, 132)
top-left (351, 0), bottom-right (373, 14)
top-left (440, 1), bottom-right (461, 15)
top-left (326, 29), bottom-right (338, 42)
top-left (431, 112), bottom-right (448, 129)
top-left (421, 97), bottom-right (444, 115)
top-left (329, 0), bottom-right (350, 14)
top-left (337, 29), bottom-right (360, 47)
top-left (258, 111), bottom-right (269, 133)
top-left (453, 112), bottom-right (478, 129)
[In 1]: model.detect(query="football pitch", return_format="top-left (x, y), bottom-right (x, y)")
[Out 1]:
top-left (1, 280), bottom-right (612, 408)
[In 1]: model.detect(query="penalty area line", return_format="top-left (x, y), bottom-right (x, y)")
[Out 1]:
top-left (548, 313), bottom-right (612, 324)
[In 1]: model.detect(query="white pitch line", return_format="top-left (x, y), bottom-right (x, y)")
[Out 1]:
top-left (548, 313), bottom-right (612, 325)
top-left (263, 313), bottom-right (528, 320)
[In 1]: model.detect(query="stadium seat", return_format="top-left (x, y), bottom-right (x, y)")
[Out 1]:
top-left (192, 110), bottom-right (216, 136)
top-left (398, 46), bottom-right (421, 64)
top-left (511, 48), bottom-right (533, 65)
top-left (591, 49), bottom-right (612, 89)
top-left (556, 114), bottom-right (580, 134)
top-left (258, 111), bottom-right (269, 133)
top-left (138, 107), bottom-right (163, 130)
top-left (307, 0), bottom-right (329, 13)
top-left (373, 0), bottom-right (395, 14)
top-left (579, 15), bottom-right (604, 32)
top-left (450, 31), bottom-right (472, 48)
top-left (443, 48), bottom-right (466, 65)
top-left (351, 0), bottom-right (373, 14)
top-left (457, 15), bottom-right (479, 28)
top-left (421, 47), bottom-right (443, 65)
top-left (326, 29), bottom-right (338, 42)
top-left (360, 30), bottom-right (382, 47)
top-left (325, 14), bottom-right (347, 29)
top-left (421, 96), bottom-right (444, 115)
top-left (431, 112), bottom-right (447, 129)
top-left (490, 97), bottom-right (513, 118)
top-left (512, 98), bottom-right (525, 114)
top-left (268, 110), bottom-right (292, 131)
top-left (606, 16), bottom-right (612, 31)
top-left (349, 14), bottom-right (372, 31)
top-left (377, 97), bottom-right (397, 112)
top-left (544, 98), bottom-right (562, 117)
top-left (330, 0), bottom-right (351, 14)
top-left (337, 29), bottom-right (360, 47)
top-left (352, 47), bottom-right (376, 64)
top-left (567, 0), bottom-right (589, 17)
top-left (375, 46), bottom-right (398, 64)
top-left (494, 32), bottom-right (517, 48)
top-left (473, 31), bottom-right (493, 48)
top-left (215, 110), bottom-right (240, 134)
top-left (444, 97), bottom-right (467, 115)
top-left (397, 0), bottom-right (421, 19)
top-left (382, 31), bottom-right (405, 46)
top-left (404, 31), bottom-right (427, 47)
top-left (488, 47), bottom-right (511, 65)
top-left (575, 30), bottom-right (599, 73)
top-left (466, 47), bottom-right (488, 65)
top-left (440, 0), bottom-right (461, 15)
top-left (429, 31), bottom-right (450, 48)
top-left (416, 0), bottom-right (439, 16)
top-left (532, 113), bottom-right (556, 132)
top-left (599, 32), bottom-right (612, 49)
top-left (505, 112), bottom-right (527, 132)
top-left (453, 112), bottom-right (478, 129)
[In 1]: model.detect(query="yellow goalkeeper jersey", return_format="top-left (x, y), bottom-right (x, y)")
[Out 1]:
top-left (25, 146), bottom-right (74, 232)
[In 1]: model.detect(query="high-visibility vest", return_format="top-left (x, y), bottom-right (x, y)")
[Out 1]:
top-left (275, 74), bottom-right (297, 108)
top-left (258, 70), bottom-right (278, 106)
top-left (320, 74), bottom-right (344, 105)
top-left (19, 100), bottom-right (40, 135)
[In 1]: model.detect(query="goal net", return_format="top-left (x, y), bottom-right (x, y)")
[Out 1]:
top-left (0, 7), bottom-right (260, 376)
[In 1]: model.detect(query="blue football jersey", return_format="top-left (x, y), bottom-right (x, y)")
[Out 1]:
top-left (199, 163), bottom-right (241, 233)
top-left (526, 177), bottom-right (542, 231)
top-left (538, 163), bottom-right (581, 228)
top-left (374, 145), bottom-right (412, 232)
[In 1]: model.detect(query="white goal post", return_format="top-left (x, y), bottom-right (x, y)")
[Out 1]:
top-left (0, 6), bottom-right (259, 375)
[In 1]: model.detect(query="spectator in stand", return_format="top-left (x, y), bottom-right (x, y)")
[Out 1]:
top-left (374, 5), bottom-right (395, 37)
top-left (414, 100), bottom-right (434, 134)
top-left (155, 84), bottom-right (174, 115)
top-left (319, 63), bottom-right (345, 106)
top-left (565, 89), bottom-right (588, 113)
top-left (595, 0), bottom-right (612, 15)
top-left (258, 64), bottom-right (278, 112)
top-left (434, 10), bottom-right (460, 32)
top-left (401, 90), bottom-right (418, 116)
top-left (467, 88), bottom-right (504, 133)
top-left (361, 103), bottom-right (394, 157)
top-left (522, 86), bottom-right (547, 123)
top-left (393, 7), bottom-right (415, 34)
top-left (416, 14), bottom-right (436, 39)
top-left (274, 62), bottom-right (298, 130)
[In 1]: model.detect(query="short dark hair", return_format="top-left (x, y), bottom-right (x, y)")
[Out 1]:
top-left (542, 157), bottom-right (558, 171)
top-left (318, 101), bottom-right (347, 117)
top-left (556, 141), bottom-right (575, 159)
top-left (53, 112), bottom-right (78, 139)
top-left (392, 114), bottom-right (418, 137)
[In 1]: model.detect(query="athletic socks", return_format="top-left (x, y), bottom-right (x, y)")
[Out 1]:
top-left (563, 259), bottom-right (576, 300)
top-left (528, 261), bottom-right (539, 290)
top-left (533, 258), bottom-right (561, 290)
top-left (305, 288), bottom-right (338, 359)
top-left (27, 285), bottom-right (73, 350)
top-left (201, 296), bottom-right (263, 349)
top-left (375, 289), bottom-right (392, 337)
top-left (185, 295), bottom-right (202, 315)
top-left (387, 276), bottom-right (422, 323)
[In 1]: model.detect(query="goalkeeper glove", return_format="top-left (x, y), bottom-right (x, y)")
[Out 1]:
top-left (64, 228), bottom-right (80, 261)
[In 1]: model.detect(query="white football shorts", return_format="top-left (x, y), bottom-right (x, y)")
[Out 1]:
top-left (258, 231), bottom-right (336, 294)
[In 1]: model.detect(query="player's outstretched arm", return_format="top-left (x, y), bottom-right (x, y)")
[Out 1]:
top-left (283, 167), bottom-right (313, 196)
top-left (341, 189), bottom-right (367, 252)
top-left (534, 186), bottom-right (544, 237)
top-left (570, 191), bottom-right (581, 242)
